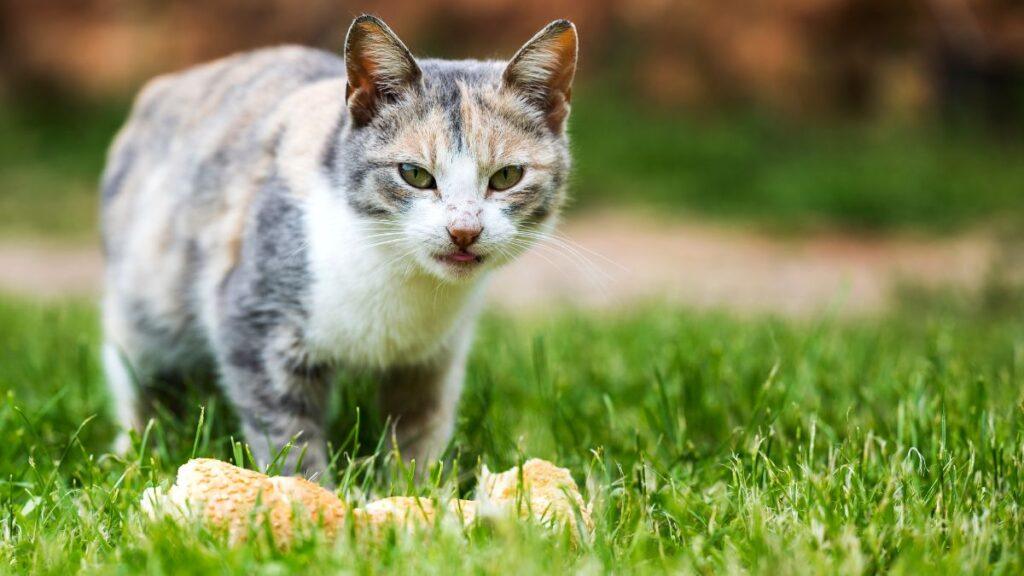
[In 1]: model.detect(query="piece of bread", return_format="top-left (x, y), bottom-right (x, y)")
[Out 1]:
top-left (478, 458), bottom-right (592, 537)
top-left (141, 457), bottom-right (589, 545)
top-left (356, 496), bottom-right (477, 531)
top-left (269, 475), bottom-right (348, 539)
top-left (141, 458), bottom-right (346, 545)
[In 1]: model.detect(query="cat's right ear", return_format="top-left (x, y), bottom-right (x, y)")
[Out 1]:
top-left (344, 15), bottom-right (422, 126)
top-left (503, 20), bottom-right (578, 134)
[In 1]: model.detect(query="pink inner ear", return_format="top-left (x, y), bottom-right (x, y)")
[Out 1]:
top-left (536, 33), bottom-right (578, 131)
top-left (346, 83), bottom-right (377, 126)
top-left (536, 26), bottom-right (577, 99)
top-left (546, 94), bottom-right (570, 133)
top-left (550, 33), bottom-right (577, 100)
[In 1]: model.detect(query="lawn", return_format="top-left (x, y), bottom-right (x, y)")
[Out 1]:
top-left (3, 91), bottom-right (1023, 241)
top-left (1, 292), bottom-right (1023, 574)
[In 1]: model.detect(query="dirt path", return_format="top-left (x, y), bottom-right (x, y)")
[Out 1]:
top-left (0, 214), bottom-right (998, 316)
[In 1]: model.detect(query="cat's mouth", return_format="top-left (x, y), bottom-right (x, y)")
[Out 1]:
top-left (434, 249), bottom-right (484, 267)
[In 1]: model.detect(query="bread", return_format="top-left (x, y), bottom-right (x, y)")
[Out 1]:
top-left (479, 458), bottom-right (592, 537)
top-left (356, 496), bottom-right (477, 531)
top-left (142, 457), bottom-right (589, 546)
top-left (268, 475), bottom-right (348, 539)
top-left (140, 458), bottom-right (346, 545)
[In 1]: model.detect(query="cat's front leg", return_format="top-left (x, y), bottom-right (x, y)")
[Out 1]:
top-left (377, 327), bottom-right (474, 470)
top-left (217, 320), bottom-right (333, 481)
top-left (377, 359), bottom-right (464, 469)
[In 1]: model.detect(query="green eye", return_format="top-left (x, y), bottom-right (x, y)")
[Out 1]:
top-left (489, 165), bottom-right (524, 191)
top-left (399, 163), bottom-right (436, 189)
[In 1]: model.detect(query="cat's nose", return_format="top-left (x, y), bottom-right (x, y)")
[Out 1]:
top-left (447, 224), bottom-right (482, 249)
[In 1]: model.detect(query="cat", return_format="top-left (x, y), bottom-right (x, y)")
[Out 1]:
top-left (99, 15), bottom-right (577, 479)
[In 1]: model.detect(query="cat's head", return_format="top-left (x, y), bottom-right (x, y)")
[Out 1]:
top-left (329, 15), bottom-right (577, 282)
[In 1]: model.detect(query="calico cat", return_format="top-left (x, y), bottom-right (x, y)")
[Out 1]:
top-left (99, 15), bottom-right (577, 478)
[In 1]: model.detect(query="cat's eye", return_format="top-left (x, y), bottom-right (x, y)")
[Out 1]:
top-left (489, 165), bottom-right (524, 191)
top-left (398, 163), bottom-right (436, 189)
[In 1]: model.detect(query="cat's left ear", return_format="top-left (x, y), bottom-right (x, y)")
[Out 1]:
top-left (344, 15), bottom-right (422, 126)
top-left (503, 20), bottom-right (578, 134)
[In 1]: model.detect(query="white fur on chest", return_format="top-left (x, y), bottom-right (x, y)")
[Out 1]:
top-left (304, 186), bottom-right (485, 368)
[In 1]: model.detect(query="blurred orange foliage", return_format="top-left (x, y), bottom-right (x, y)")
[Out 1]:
top-left (1, 0), bottom-right (1021, 118)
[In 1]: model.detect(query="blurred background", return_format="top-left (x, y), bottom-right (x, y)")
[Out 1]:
top-left (1, 0), bottom-right (1022, 315)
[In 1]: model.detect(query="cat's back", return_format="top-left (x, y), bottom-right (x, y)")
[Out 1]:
top-left (101, 45), bottom-right (344, 211)
top-left (99, 46), bottom-right (347, 359)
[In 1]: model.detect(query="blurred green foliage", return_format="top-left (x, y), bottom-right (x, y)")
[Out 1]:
top-left (571, 90), bottom-right (1024, 232)
top-left (0, 98), bottom-right (126, 240)
top-left (1, 88), bottom-right (1022, 240)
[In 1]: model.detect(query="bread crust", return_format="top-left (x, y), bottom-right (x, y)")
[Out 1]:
top-left (142, 457), bottom-right (589, 546)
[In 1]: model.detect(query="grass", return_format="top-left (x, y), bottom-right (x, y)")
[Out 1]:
top-left (2, 91), bottom-right (1023, 241)
top-left (2, 292), bottom-right (1024, 574)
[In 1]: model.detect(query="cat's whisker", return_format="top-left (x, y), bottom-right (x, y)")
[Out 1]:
top-left (378, 245), bottom-right (422, 272)
top-left (350, 222), bottom-right (399, 229)
top-left (517, 229), bottom-right (611, 268)
top-left (282, 239), bottom-right (312, 265)
top-left (508, 236), bottom-right (613, 297)
top-left (499, 240), bottom-right (614, 303)
top-left (531, 235), bottom-right (616, 286)
top-left (497, 243), bottom-right (554, 277)
top-left (541, 231), bottom-right (629, 273)
top-left (355, 229), bottom-right (405, 237)
top-left (504, 239), bottom-right (591, 288)
top-left (356, 234), bottom-right (408, 245)
top-left (348, 226), bottom-right (401, 235)
top-left (283, 224), bottom-right (410, 265)
top-left (503, 239), bottom-right (560, 271)
top-left (516, 233), bottom-right (614, 286)
top-left (350, 228), bottom-right (405, 238)
top-left (351, 219), bottom-right (401, 228)
top-left (357, 239), bottom-right (409, 251)
top-left (358, 230), bottom-right (407, 237)
top-left (432, 280), bottom-right (443, 308)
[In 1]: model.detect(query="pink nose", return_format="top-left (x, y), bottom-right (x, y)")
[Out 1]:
top-left (447, 225), bottom-right (482, 249)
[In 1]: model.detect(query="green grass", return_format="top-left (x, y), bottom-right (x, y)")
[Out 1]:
top-left (2, 92), bottom-right (1023, 241)
top-left (2, 293), bottom-right (1024, 574)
